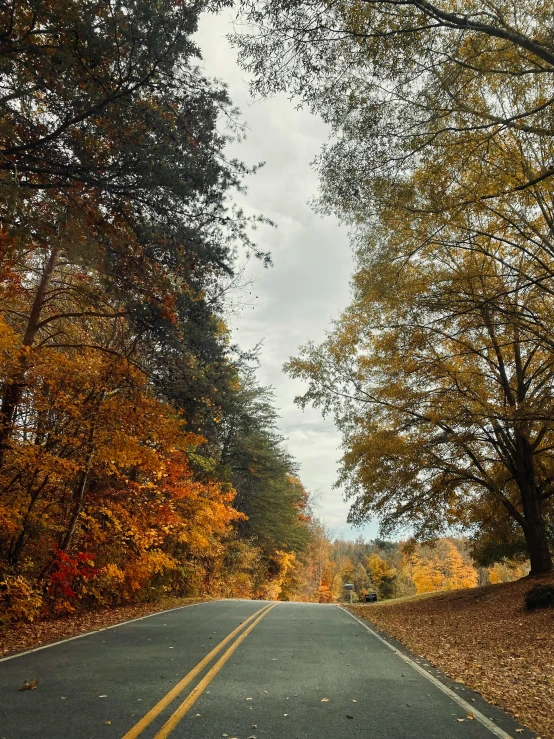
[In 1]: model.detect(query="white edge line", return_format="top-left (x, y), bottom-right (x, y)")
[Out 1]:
top-left (0, 600), bottom-right (215, 664)
top-left (337, 606), bottom-right (514, 739)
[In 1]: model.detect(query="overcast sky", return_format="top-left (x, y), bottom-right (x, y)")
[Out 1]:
top-left (196, 12), bottom-right (379, 540)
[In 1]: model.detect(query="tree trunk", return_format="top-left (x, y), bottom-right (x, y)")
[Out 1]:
top-left (59, 447), bottom-right (94, 553)
top-left (523, 524), bottom-right (553, 576)
top-left (522, 516), bottom-right (553, 575)
top-left (7, 474), bottom-right (50, 566)
top-left (513, 431), bottom-right (553, 575)
top-left (0, 246), bottom-right (59, 471)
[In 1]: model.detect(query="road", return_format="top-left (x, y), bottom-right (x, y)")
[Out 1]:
top-left (0, 600), bottom-right (531, 739)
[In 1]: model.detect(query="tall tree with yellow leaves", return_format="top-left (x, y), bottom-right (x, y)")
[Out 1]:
top-left (366, 553), bottom-right (397, 599)
top-left (286, 230), bottom-right (554, 574)
top-left (239, 0), bottom-right (554, 574)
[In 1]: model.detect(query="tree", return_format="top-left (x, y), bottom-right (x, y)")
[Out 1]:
top-left (235, 0), bottom-right (554, 342)
top-left (0, 0), bottom-right (256, 222)
top-left (409, 556), bottom-right (445, 595)
top-left (235, 0), bottom-right (554, 200)
top-left (215, 367), bottom-right (311, 558)
top-left (317, 580), bottom-right (334, 603)
top-left (286, 227), bottom-right (554, 574)
top-left (306, 521), bottom-right (334, 594)
top-left (0, 325), bottom-right (245, 611)
top-left (0, 2), bottom-right (321, 619)
top-left (352, 562), bottom-right (371, 598)
top-left (488, 561), bottom-right (528, 585)
top-left (407, 541), bottom-right (478, 593)
top-left (238, 1), bottom-right (554, 575)
top-left (443, 541), bottom-right (479, 590)
top-left (366, 553), bottom-right (397, 599)
top-left (0, 0), bottom-right (268, 469)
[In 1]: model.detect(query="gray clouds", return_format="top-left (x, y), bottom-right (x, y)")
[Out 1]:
top-left (196, 12), bottom-right (378, 539)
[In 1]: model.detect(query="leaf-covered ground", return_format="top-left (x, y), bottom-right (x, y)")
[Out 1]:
top-left (0, 597), bottom-right (210, 658)
top-left (350, 576), bottom-right (554, 739)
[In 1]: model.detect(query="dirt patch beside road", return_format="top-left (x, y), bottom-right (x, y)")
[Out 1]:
top-left (350, 576), bottom-right (554, 739)
top-left (0, 596), bottom-right (211, 658)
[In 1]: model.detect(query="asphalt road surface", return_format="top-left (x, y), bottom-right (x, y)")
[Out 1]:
top-left (0, 600), bottom-right (532, 739)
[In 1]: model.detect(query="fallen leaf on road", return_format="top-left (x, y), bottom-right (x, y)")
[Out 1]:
top-left (466, 712), bottom-right (475, 720)
top-left (99, 695), bottom-right (107, 698)
top-left (18, 679), bottom-right (38, 691)
top-left (246, 697), bottom-right (252, 700)
top-left (352, 699), bottom-right (357, 702)
top-left (105, 721), bottom-right (111, 725)
top-left (321, 698), bottom-right (329, 702)
top-left (284, 713), bottom-right (289, 717)
top-left (346, 715), bottom-right (354, 719)
top-left (457, 718), bottom-right (465, 722)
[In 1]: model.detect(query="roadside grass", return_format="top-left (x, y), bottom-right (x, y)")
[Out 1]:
top-left (349, 575), bottom-right (554, 739)
top-left (367, 590), bottom-right (446, 607)
top-left (0, 596), bottom-right (212, 659)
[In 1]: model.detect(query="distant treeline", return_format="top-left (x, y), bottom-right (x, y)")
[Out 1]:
top-left (293, 535), bottom-right (529, 603)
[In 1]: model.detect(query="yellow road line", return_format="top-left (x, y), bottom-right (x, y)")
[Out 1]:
top-left (153, 603), bottom-right (277, 739)
top-left (121, 604), bottom-right (272, 739)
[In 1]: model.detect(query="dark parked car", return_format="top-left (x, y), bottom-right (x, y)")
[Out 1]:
top-left (365, 592), bottom-right (378, 602)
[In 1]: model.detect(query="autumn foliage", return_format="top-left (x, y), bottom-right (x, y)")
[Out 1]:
top-left (239, 0), bottom-right (554, 575)
top-left (351, 573), bottom-right (554, 739)
top-left (303, 537), bottom-right (528, 604)
top-left (0, 0), bottom-right (311, 625)
top-left (0, 319), bottom-right (245, 619)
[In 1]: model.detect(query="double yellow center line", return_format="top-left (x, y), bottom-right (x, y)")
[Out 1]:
top-left (122, 603), bottom-right (276, 739)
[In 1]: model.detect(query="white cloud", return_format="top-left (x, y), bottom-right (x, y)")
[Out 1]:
top-left (196, 12), bottom-right (379, 540)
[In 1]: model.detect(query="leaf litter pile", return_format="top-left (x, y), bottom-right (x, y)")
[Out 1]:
top-left (0, 596), bottom-right (209, 658)
top-left (350, 575), bottom-right (554, 739)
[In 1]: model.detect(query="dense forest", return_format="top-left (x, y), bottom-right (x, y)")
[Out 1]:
top-left (0, 0), bottom-right (314, 624)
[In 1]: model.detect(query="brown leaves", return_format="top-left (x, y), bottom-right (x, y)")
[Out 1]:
top-left (1, 597), bottom-right (208, 658)
top-left (350, 574), bottom-right (554, 739)
top-left (18, 679), bottom-right (38, 691)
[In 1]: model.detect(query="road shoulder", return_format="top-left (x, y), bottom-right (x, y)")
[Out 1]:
top-left (0, 597), bottom-right (213, 660)
top-left (345, 602), bottom-right (540, 739)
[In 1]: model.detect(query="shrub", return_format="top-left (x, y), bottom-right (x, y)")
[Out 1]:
top-left (0, 575), bottom-right (43, 625)
top-left (525, 584), bottom-right (554, 611)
